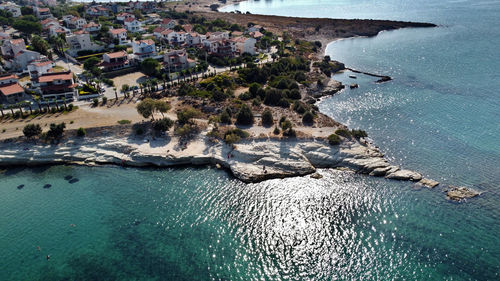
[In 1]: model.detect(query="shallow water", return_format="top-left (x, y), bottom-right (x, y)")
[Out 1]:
top-left (1, 0), bottom-right (499, 280)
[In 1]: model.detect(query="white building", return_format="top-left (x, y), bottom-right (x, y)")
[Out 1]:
top-left (49, 26), bottom-right (72, 37)
top-left (100, 51), bottom-right (130, 71)
top-left (163, 49), bottom-right (195, 72)
top-left (33, 71), bottom-right (77, 101)
top-left (86, 5), bottom-right (110, 17)
top-left (132, 39), bottom-right (156, 61)
top-left (83, 22), bottom-right (101, 33)
top-left (35, 7), bottom-right (52, 19)
top-left (109, 28), bottom-right (128, 45)
top-left (6, 50), bottom-right (42, 71)
top-left (161, 18), bottom-right (177, 29)
top-left (116, 12), bottom-right (135, 23)
top-left (0, 2), bottom-right (21, 17)
top-left (66, 31), bottom-right (103, 56)
top-left (27, 59), bottom-right (55, 79)
top-left (63, 15), bottom-right (87, 29)
top-left (186, 32), bottom-right (206, 46)
top-left (232, 37), bottom-right (257, 55)
top-left (208, 31), bottom-right (230, 40)
top-left (124, 18), bottom-right (143, 33)
top-left (1, 38), bottom-right (25, 58)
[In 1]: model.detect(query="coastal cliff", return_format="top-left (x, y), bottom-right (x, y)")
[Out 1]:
top-left (0, 126), bottom-right (430, 185)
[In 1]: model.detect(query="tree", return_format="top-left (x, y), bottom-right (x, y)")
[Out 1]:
top-left (235, 104), bottom-right (254, 126)
top-left (23, 124), bottom-right (42, 139)
top-left (261, 109), bottom-right (274, 127)
top-left (220, 109), bottom-right (231, 124)
top-left (140, 58), bottom-right (159, 77)
top-left (0, 104), bottom-right (4, 118)
top-left (328, 134), bottom-right (341, 145)
top-left (13, 19), bottom-right (41, 34)
top-left (152, 117), bottom-right (174, 133)
top-left (136, 98), bottom-right (155, 120)
top-left (154, 100), bottom-right (171, 117)
top-left (177, 108), bottom-right (201, 125)
top-left (77, 127), bottom-right (86, 137)
top-left (31, 35), bottom-right (50, 55)
top-left (47, 123), bottom-right (66, 141)
top-left (302, 111), bottom-right (315, 124)
top-left (21, 6), bottom-right (34, 16)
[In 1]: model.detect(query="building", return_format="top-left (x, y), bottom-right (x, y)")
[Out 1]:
top-left (1, 38), bottom-right (25, 58)
top-left (247, 25), bottom-right (262, 33)
top-left (66, 31), bottom-right (103, 56)
top-left (153, 27), bottom-right (172, 41)
top-left (86, 5), bottom-right (110, 17)
top-left (0, 74), bottom-right (25, 103)
top-left (116, 12), bottom-right (135, 23)
top-left (35, 7), bottom-right (52, 19)
top-left (100, 51), bottom-right (130, 71)
top-left (0, 2), bottom-right (21, 17)
top-left (109, 28), bottom-right (128, 45)
top-left (186, 32), bottom-right (206, 46)
top-left (83, 22), bottom-right (101, 33)
top-left (204, 38), bottom-right (236, 57)
top-left (6, 50), bottom-right (42, 71)
top-left (33, 71), bottom-right (77, 101)
top-left (163, 49), bottom-right (195, 72)
top-left (124, 18), bottom-right (143, 33)
top-left (27, 59), bottom-right (55, 79)
top-left (49, 26), bottom-right (72, 37)
top-left (208, 31), bottom-right (230, 40)
top-left (132, 39), bottom-right (156, 61)
top-left (41, 18), bottom-right (60, 32)
top-left (232, 37), bottom-right (257, 55)
top-left (161, 18), bottom-right (177, 29)
top-left (63, 15), bottom-right (87, 29)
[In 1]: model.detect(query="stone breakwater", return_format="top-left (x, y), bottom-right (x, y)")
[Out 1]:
top-left (0, 135), bottom-right (433, 185)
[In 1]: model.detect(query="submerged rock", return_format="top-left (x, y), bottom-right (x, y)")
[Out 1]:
top-left (385, 169), bottom-right (422, 181)
top-left (64, 175), bottom-right (73, 180)
top-left (43, 184), bottom-right (51, 189)
top-left (17, 184), bottom-right (24, 189)
top-left (350, 83), bottom-right (358, 89)
top-left (446, 186), bottom-right (480, 201)
top-left (69, 178), bottom-right (79, 184)
top-left (418, 178), bottom-right (439, 188)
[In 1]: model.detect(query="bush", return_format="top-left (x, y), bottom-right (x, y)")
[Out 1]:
top-left (235, 104), bottom-right (254, 126)
top-left (282, 128), bottom-right (296, 137)
top-left (261, 109), bottom-right (273, 127)
top-left (102, 97), bottom-right (107, 105)
top-left (224, 133), bottom-right (240, 144)
top-left (278, 98), bottom-right (290, 108)
top-left (239, 91), bottom-right (253, 101)
top-left (175, 123), bottom-right (198, 137)
top-left (263, 88), bottom-right (283, 106)
top-left (220, 110), bottom-right (232, 124)
top-left (335, 128), bottom-right (351, 138)
top-left (252, 97), bottom-right (261, 106)
top-left (153, 117), bottom-right (174, 132)
top-left (76, 127), bottom-right (86, 137)
top-left (117, 119), bottom-right (131, 124)
top-left (280, 119), bottom-right (293, 130)
top-left (287, 89), bottom-right (301, 100)
top-left (293, 101), bottom-right (307, 114)
top-left (273, 127), bottom-right (280, 135)
top-left (177, 108), bottom-right (201, 125)
top-left (23, 123), bottom-right (42, 139)
top-left (68, 104), bottom-right (74, 111)
top-left (47, 123), bottom-right (66, 140)
top-left (351, 129), bottom-right (368, 139)
top-left (135, 127), bottom-right (144, 135)
top-left (92, 98), bottom-right (99, 107)
top-left (302, 111), bottom-right (315, 124)
top-left (249, 82), bottom-right (261, 97)
top-left (224, 128), bottom-right (249, 139)
top-left (328, 134), bottom-right (341, 145)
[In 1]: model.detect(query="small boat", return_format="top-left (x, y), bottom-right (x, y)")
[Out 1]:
top-left (350, 83), bottom-right (359, 89)
top-left (349, 75), bottom-right (357, 79)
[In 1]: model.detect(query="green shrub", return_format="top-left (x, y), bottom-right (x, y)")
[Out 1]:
top-left (235, 104), bottom-right (254, 126)
top-left (92, 98), bottom-right (98, 107)
top-left (224, 133), bottom-right (240, 144)
top-left (351, 129), bottom-right (368, 139)
top-left (328, 134), bottom-right (341, 145)
top-left (177, 108), bottom-right (201, 125)
top-left (68, 104), bottom-right (74, 111)
top-left (220, 110), bottom-right (232, 124)
top-left (287, 89), bottom-right (301, 100)
top-left (102, 97), bottom-right (107, 105)
top-left (76, 127), bottom-right (86, 137)
top-left (273, 127), bottom-right (280, 135)
top-left (153, 118), bottom-right (174, 132)
top-left (136, 127), bottom-right (144, 135)
top-left (239, 91), bottom-right (253, 101)
top-left (293, 101), bottom-right (307, 114)
top-left (224, 128), bottom-right (249, 139)
top-left (47, 123), bottom-right (66, 140)
top-left (278, 98), bottom-right (290, 108)
top-left (261, 109), bottom-right (273, 127)
top-left (282, 128), bottom-right (296, 137)
top-left (302, 111), bottom-right (315, 124)
top-left (335, 128), bottom-right (351, 138)
top-left (23, 124), bottom-right (42, 139)
top-left (252, 97), bottom-right (261, 106)
top-left (280, 119), bottom-right (293, 130)
top-left (117, 119), bottom-right (131, 125)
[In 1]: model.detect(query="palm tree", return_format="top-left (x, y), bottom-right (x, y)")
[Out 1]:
top-left (0, 104), bottom-right (4, 118)
top-left (82, 71), bottom-right (91, 85)
top-left (9, 105), bottom-right (14, 115)
top-left (151, 78), bottom-right (158, 92)
top-left (16, 102), bottom-right (23, 117)
top-left (34, 95), bottom-right (41, 111)
top-left (62, 97), bottom-right (67, 111)
top-left (26, 101), bottom-right (33, 115)
top-left (113, 87), bottom-right (118, 100)
top-left (43, 98), bottom-right (50, 112)
top-left (53, 99), bottom-right (59, 111)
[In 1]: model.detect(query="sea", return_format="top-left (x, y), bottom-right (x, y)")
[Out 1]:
top-left (1, 0), bottom-right (499, 280)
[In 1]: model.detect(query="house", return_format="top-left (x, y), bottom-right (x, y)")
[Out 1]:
top-left (63, 15), bottom-right (87, 29)
top-left (132, 39), bottom-right (156, 60)
top-left (116, 12), bottom-right (135, 23)
top-left (27, 59), bottom-right (55, 79)
top-left (231, 31), bottom-right (243, 37)
top-left (33, 71), bottom-right (77, 101)
top-left (208, 31), bottom-right (230, 40)
top-left (100, 51), bottom-right (131, 71)
top-left (1, 38), bottom-right (26, 58)
top-left (0, 74), bottom-right (25, 103)
top-left (171, 31), bottom-right (186, 45)
top-left (183, 24), bottom-right (193, 33)
top-left (66, 31), bottom-right (103, 56)
top-left (128, 1), bottom-right (156, 13)
top-left (35, 7), bottom-right (52, 19)
top-left (247, 25), bottom-right (262, 33)
top-left (6, 50), bottom-right (42, 71)
top-left (0, 2), bottom-right (21, 17)
top-left (49, 26), bottom-right (72, 37)
top-left (86, 5), bottom-right (110, 17)
top-left (109, 28), bottom-right (128, 45)
top-left (232, 37), bottom-right (257, 55)
top-left (163, 49), bottom-right (195, 72)
top-left (41, 18), bottom-right (60, 31)
top-left (124, 18), bottom-right (143, 33)
top-left (161, 18), bottom-right (177, 29)
top-left (83, 22), bottom-right (101, 33)
top-left (186, 32), bottom-right (206, 46)
top-left (249, 31), bottom-right (264, 40)
top-left (204, 38), bottom-right (236, 57)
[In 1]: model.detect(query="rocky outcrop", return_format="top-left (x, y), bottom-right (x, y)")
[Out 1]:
top-left (446, 186), bottom-right (480, 201)
top-left (0, 135), bottom-right (433, 185)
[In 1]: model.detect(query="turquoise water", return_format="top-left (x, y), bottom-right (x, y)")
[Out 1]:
top-left (1, 0), bottom-right (499, 280)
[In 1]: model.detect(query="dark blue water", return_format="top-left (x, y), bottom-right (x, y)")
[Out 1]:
top-left (1, 1), bottom-right (499, 280)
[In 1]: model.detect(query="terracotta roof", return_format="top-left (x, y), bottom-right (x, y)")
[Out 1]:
top-left (250, 31), bottom-right (264, 38)
top-left (73, 30), bottom-right (88, 35)
top-left (38, 7), bottom-right (49, 12)
top-left (153, 26), bottom-right (166, 33)
top-left (0, 83), bottom-right (24, 96)
top-left (124, 17), bottom-right (136, 23)
top-left (105, 51), bottom-right (128, 59)
top-left (33, 60), bottom-right (54, 67)
top-left (0, 74), bottom-right (18, 81)
top-left (9, 39), bottom-right (25, 45)
top-left (162, 18), bottom-right (174, 24)
top-left (84, 22), bottom-right (100, 28)
top-left (38, 72), bottom-right (73, 83)
top-left (183, 24), bottom-right (193, 32)
top-left (136, 39), bottom-right (154, 45)
top-left (109, 28), bottom-right (127, 35)
top-left (232, 31), bottom-right (243, 36)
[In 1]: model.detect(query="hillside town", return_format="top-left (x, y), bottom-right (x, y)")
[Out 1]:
top-left (0, 0), bottom-right (273, 109)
